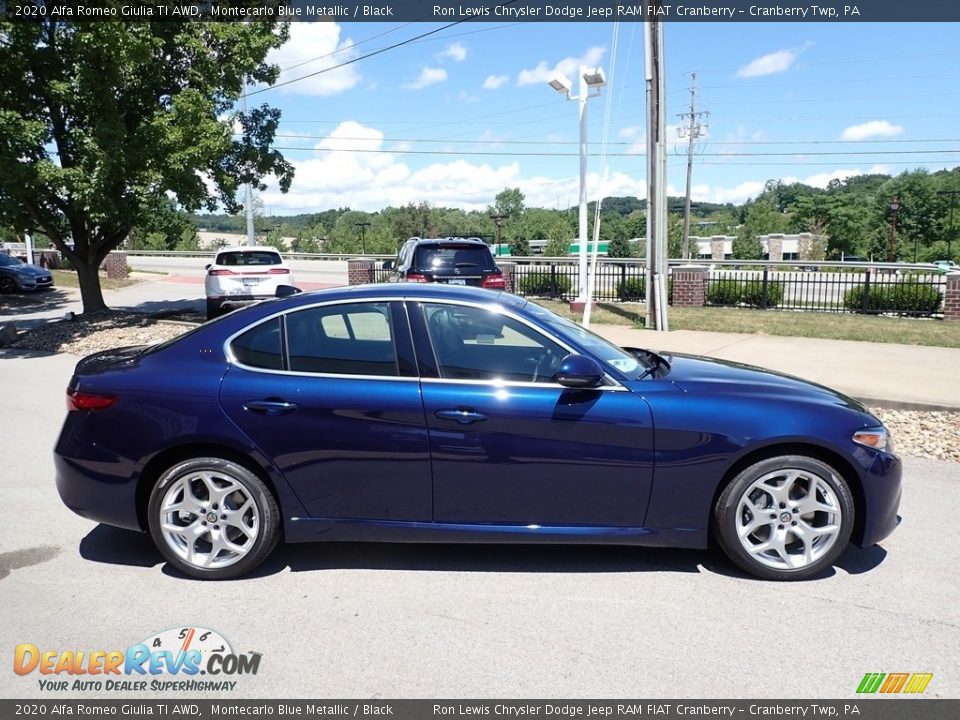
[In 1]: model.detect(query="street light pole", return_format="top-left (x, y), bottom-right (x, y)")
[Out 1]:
top-left (489, 214), bottom-right (507, 248)
top-left (887, 196), bottom-right (900, 263)
top-left (548, 66), bottom-right (605, 308)
top-left (938, 189), bottom-right (959, 260)
top-left (355, 222), bottom-right (371, 255)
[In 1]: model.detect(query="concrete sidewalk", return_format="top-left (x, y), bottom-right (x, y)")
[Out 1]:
top-left (592, 324), bottom-right (960, 411)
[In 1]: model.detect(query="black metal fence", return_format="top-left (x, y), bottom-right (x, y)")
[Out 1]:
top-left (705, 267), bottom-right (947, 316)
top-left (512, 260), bottom-right (646, 302)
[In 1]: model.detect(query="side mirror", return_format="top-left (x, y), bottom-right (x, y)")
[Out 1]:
top-left (275, 285), bottom-right (302, 298)
top-left (555, 353), bottom-right (605, 389)
top-left (382, 260), bottom-right (395, 270)
top-left (204, 263), bottom-right (211, 270)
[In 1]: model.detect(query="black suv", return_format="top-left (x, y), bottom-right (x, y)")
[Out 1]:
top-left (385, 237), bottom-right (505, 289)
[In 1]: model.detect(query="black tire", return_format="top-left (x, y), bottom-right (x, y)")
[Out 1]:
top-left (148, 457), bottom-right (280, 580)
top-left (713, 455), bottom-right (854, 581)
top-left (0, 276), bottom-right (17, 293)
top-left (206, 298), bottom-right (222, 320)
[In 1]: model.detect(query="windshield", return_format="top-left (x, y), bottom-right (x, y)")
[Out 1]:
top-left (0, 254), bottom-right (23, 267)
top-left (215, 251), bottom-right (282, 266)
top-left (523, 301), bottom-right (648, 379)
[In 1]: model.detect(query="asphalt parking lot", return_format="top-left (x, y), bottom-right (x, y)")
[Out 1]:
top-left (1, 347), bottom-right (958, 699)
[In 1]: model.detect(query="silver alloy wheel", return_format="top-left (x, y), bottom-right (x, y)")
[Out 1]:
top-left (158, 470), bottom-right (259, 570)
top-left (735, 468), bottom-right (842, 571)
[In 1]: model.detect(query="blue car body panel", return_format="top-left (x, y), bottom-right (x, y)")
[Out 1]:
top-left (54, 284), bottom-right (902, 554)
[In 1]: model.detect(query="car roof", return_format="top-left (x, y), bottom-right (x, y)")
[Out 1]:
top-left (276, 282), bottom-right (525, 310)
top-left (405, 237), bottom-right (488, 246)
top-left (214, 246), bottom-right (284, 254)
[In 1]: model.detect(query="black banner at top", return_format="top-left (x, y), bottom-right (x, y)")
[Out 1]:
top-left (1, 0), bottom-right (959, 23)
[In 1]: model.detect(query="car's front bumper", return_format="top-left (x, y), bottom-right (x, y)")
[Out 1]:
top-left (856, 450), bottom-right (902, 547)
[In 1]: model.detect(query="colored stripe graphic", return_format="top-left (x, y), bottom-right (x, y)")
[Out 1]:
top-left (880, 673), bottom-right (910, 693)
top-left (857, 673), bottom-right (885, 694)
top-left (904, 673), bottom-right (934, 694)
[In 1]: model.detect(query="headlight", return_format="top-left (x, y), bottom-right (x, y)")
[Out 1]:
top-left (852, 427), bottom-right (891, 452)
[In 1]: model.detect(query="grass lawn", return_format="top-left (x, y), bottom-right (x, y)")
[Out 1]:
top-left (52, 269), bottom-right (139, 290)
top-left (532, 299), bottom-right (960, 349)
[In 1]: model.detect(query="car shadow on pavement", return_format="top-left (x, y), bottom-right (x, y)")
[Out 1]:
top-left (78, 525), bottom-right (889, 582)
top-left (79, 524), bottom-right (164, 568)
top-left (0, 288), bottom-right (75, 316)
top-left (115, 298), bottom-right (204, 316)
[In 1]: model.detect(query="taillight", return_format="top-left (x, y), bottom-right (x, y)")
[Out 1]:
top-left (267, 268), bottom-right (290, 274)
top-left (482, 273), bottom-right (506, 290)
top-left (208, 268), bottom-right (237, 276)
top-left (67, 389), bottom-right (117, 411)
top-left (406, 273), bottom-right (430, 283)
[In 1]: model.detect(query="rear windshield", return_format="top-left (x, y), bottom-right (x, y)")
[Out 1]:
top-left (414, 245), bottom-right (496, 271)
top-left (216, 251), bottom-right (282, 266)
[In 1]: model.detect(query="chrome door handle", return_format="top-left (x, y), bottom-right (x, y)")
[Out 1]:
top-left (434, 409), bottom-right (489, 425)
top-left (244, 400), bottom-right (299, 415)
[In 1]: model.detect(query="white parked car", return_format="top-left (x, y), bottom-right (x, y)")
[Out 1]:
top-left (204, 247), bottom-right (294, 319)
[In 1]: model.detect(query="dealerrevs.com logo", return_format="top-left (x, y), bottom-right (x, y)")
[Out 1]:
top-left (14, 626), bottom-right (261, 693)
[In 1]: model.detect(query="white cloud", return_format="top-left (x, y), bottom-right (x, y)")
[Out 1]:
top-left (483, 74), bottom-right (510, 90)
top-left (840, 120), bottom-right (904, 141)
top-left (517, 47), bottom-right (606, 87)
top-left (443, 42), bottom-right (467, 62)
top-left (403, 67), bottom-right (448, 90)
top-left (457, 90), bottom-right (480, 104)
top-left (268, 23), bottom-right (360, 96)
top-left (736, 43), bottom-right (812, 78)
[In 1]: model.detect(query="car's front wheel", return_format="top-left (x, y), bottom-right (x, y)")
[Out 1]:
top-left (714, 455), bottom-right (854, 581)
top-left (148, 458), bottom-right (280, 580)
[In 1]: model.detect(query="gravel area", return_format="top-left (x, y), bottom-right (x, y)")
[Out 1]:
top-left (8, 311), bottom-right (960, 464)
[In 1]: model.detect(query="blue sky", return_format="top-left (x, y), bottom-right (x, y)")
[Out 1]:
top-left (249, 21), bottom-right (960, 216)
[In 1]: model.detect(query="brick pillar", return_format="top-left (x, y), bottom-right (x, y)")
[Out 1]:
top-left (710, 238), bottom-right (725, 261)
top-left (767, 234), bottom-right (784, 262)
top-left (671, 266), bottom-right (708, 307)
top-left (347, 258), bottom-right (375, 285)
top-left (497, 262), bottom-right (516, 293)
top-left (945, 273), bottom-right (960, 321)
top-left (104, 251), bottom-right (128, 279)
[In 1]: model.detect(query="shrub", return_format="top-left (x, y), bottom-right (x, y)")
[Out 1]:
top-left (843, 283), bottom-right (943, 316)
top-left (707, 282), bottom-right (741, 306)
top-left (617, 277), bottom-right (646, 301)
top-left (516, 270), bottom-right (572, 297)
top-left (707, 279), bottom-right (783, 308)
top-left (740, 279), bottom-right (784, 308)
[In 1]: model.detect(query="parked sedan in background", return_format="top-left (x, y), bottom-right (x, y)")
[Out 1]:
top-left (0, 253), bottom-right (55, 292)
top-left (55, 284), bottom-right (901, 582)
top-left (204, 246), bottom-right (294, 319)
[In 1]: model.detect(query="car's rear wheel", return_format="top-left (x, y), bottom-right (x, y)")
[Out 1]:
top-left (714, 455), bottom-right (854, 581)
top-left (148, 458), bottom-right (280, 580)
top-left (0, 276), bottom-right (17, 293)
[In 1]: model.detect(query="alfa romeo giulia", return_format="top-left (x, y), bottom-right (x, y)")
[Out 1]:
top-left (54, 284), bottom-right (901, 581)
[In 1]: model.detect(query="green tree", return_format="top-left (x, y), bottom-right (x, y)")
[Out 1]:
top-left (0, 20), bottom-right (294, 312)
top-left (734, 200), bottom-right (787, 259)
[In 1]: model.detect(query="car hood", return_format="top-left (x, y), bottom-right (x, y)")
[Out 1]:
top-left (653, 352), bottom-right (869, 413)
top-left (6, 263), bottom-right (50, 277)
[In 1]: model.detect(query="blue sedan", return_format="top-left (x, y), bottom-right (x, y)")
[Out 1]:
top-left (55, 284), bottom-right (901, 581)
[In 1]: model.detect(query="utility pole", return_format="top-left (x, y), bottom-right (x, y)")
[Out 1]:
top-left (677, 72), bottom-right (708, 261)
top-left (644, 10), bottom-right (668, 331)
top-left (240, 76), bottom-right (256, 247)
top-left (938, 190), bottom-right (959, 260)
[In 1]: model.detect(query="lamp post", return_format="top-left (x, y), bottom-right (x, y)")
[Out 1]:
top-left (548, 66), bottom-right (606, 307)
top-left (887, 196), bottom-right (900, 263)
top-left (938, 189), bottom-right (958, 261)
top-left (355, 221), bottom-right (371, 255)
top-left (489, 213), bottom-right (507, 248)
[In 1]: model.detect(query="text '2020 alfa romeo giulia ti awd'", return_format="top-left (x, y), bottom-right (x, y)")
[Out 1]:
top-left (55, 284), bottom-right (901, 580)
